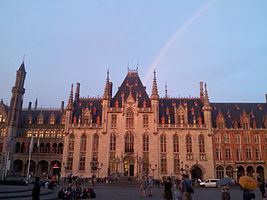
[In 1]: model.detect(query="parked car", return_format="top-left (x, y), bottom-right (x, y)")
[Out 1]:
top-left (200, 179), bottom-right (219, 188)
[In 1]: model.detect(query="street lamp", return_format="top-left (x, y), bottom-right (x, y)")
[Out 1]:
top-left (150, 164), bottom-right (157, 180)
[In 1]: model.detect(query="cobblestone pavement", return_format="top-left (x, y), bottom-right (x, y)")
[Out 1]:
top-left (0, 184), bottom-right (263, 200)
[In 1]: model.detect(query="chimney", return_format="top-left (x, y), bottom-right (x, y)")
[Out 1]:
top-left (75, 83), bottom-right (80, 102)
top-left (28, 102), bottom-right (32, 111)
top-left (61, 101), bottom-right (64, 112)
top-left (265, 94), bottom-right (267, 103)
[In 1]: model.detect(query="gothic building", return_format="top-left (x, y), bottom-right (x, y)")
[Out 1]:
top-left (0, 62), bottom-right (266, 182)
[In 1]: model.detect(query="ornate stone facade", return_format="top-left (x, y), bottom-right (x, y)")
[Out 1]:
top-left (0, 62), bottom-right (266, 182)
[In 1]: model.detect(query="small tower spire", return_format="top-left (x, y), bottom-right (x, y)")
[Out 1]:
top-left (165, 82), bottom-right (168, 98)
top-left (103, 70), bottom-right (111, 100)
top-left (34, 98), bottom-right (38, 109)
top-left (200, 81), bottom-right (204, 100)
top-left (67, 84), bottom-right (73, 110)
top-left (151, 70), bottom-right (159, 100)
top-left (204, 82), bottom-right (209, 100)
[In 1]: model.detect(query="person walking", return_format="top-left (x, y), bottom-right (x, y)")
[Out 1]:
top-left (146, 176), bottom-right (153, 197)
top-left (164, 176), bottom-right (173, 200)
top-left (173, 179), bottom-right (183, 200)
top-left (181, 174), bottom-right (193, 200)
top-left (32, 177), bottom-right (41, 200)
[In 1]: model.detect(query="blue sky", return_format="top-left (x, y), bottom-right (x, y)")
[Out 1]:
top-left (0, 0), bottom-right (267, 108)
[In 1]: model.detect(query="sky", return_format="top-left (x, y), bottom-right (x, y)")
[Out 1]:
top-left (0, 0), bottom-right (267, 108)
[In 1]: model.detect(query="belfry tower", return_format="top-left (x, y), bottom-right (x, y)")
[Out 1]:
top-left (2, 61), bottom-right (26, 178)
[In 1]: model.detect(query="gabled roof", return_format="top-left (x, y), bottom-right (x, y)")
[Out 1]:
top-left (110, 71), bottom-right (151, 107)
top-left (159, 98), bottom-right (204, 124)
top-left (74, 98), bottom-right (103, 123)
top-left (211, 102), bottom-right (267, 128)
top-left (20, 109), bottom-right (64, 126)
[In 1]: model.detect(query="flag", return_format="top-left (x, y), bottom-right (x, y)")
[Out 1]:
top-left (29, 136), bottom-right (34, 153)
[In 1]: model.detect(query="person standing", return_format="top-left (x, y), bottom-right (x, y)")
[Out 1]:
top-left (164, 176), bottom-right (173, 200)
top-left (220, 184), bottom-right (231, 200)
top-left (181, 174), bottom-right (193, 200)
top-left (32, 177), bottom-right (41, 200)
top-left (146, 176), bottom-right (153, 197)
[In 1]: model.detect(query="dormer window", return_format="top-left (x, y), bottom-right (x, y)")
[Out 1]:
top-left (49, 115), bottom-right (55, 125)
top-left (0, 114), bottom-right (5, 122)
top-left (217, 118), bottom-right (225, 129)
top-left (27, 116), bottom-right (32, 125)
top-left (37, 115), bottom-right (44, 125)
top-left (61, 116), bottom-right (65, 125)
top-left (242, 120), bottom-right (249, 130)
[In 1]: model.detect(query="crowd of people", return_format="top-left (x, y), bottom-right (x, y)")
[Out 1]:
top-left (57, 185), bottom-right (96, 199)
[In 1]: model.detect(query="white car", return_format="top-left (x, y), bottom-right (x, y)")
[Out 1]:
top-left (199, 179), bottom-right (219, 188)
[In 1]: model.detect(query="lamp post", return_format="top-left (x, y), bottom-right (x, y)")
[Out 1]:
top-left (150, 164), bottom-right (157, 180)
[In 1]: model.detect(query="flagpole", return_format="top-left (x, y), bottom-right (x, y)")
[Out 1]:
top-left (26, 135), bottom-right (33, 182)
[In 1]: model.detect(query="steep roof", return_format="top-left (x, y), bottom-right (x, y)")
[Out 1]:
top-left (159, 98), bottom-right (204, 124)
top-left (211, 102), bottom-right (267, 128)
top-left (110, 70), bottom-right (151, 107)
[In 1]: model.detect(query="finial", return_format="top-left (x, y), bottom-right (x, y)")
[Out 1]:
top-left (151, 69), bottom-right (159, 99)
top-left (165, 82), bottom-right (168, 98)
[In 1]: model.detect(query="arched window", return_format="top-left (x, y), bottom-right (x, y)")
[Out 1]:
top-left (143, 134), bottom-right (149, 152)
top-left (173, 134), bottom-right (179, 153)
top-left (126, 109), bottom-right (134, 128)
top-left (39, 143), bottom-right (45, 153)
top-left (15, 142), bottom-right (20, 153)
top-left (80, 134), bottom-right (87, 152)
top-left (93, 133), bottom-right (99, 152)
top-left (58, 143), bottom-right (63, 154)
top-left (216, 166), bottom-right (224, 179)
top-left (37, 115), bottom-right (44, 125)
top-left (125, 132), bottom-right (134, 153)
top-left (198, 135), bottom-right (205, 153)
top-left (160, 134), bottom-right (166, 153)
top-left (45, 143), bottom-right (50, 153)
top-left (110, 133), bottom-right (116, 151)
top-left (49, 115), bottom-right (55, 124)
top-left (186, 134), bottom-right (192, 153)
top-left (226, 166), bottom-right (234, 178)
top-left (69, 134), bottom-right (75, 151)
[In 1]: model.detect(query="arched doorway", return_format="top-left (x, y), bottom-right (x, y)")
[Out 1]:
top-left (51, 161), bottom-right (61, 176)
top-left (191, 165), bottom-right (203, 181)
top-left (256, 166), bottom-right (265, 181)
top-left (237, 166), bottom-right (245, 180)
top-left (216, 166), bottom-right (224, 179)
top-left (246, 166), bottom-right (254, 177)
top-left (24, 160), bottom-right (36, 176)
top-left (37, 160), bottom-right (48, 177)
top-left (13, 160), bottom-right (23, 174)
top-left (123, 157), bottom-right (135, 176)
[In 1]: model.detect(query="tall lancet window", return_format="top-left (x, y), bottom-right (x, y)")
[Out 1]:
top-left (173, 134), bottom-right (179, 153)
top-left (160, 134), bottom-right (167, 153)
top-left (126, 109), bottom-right (134, 128)
top-left (69, 134), bottom-right (75, 151)
top-left (198, 134), bottom-right (205, 153)
top-left (92, 133), bottom-right (99, 152)
top-left (125, 132), bottom-right (134, 152)
top-left (110, 133), bottom-right (116, 151)
top-left (80, 134), bottom-right (87, 152)
top-left (143, 133), bottom-right (149, 152)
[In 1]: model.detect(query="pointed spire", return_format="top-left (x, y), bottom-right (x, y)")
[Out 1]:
top-left (18, 56), bottom-right (26, 72)
top-left (67, 84), bottom-right (73, 110)
top-left (151, 70), bottom-right (159, 100)
top-left (103, 70), bottom-right (110, 100)
top-left (165, 82), bottom-right (168, 98)
top-left (199, 82), bottom-right (204, 100)
top-left (34, 98), bottom-right (38, 109)
top-left (204, 82), bottom-right (209, 102)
